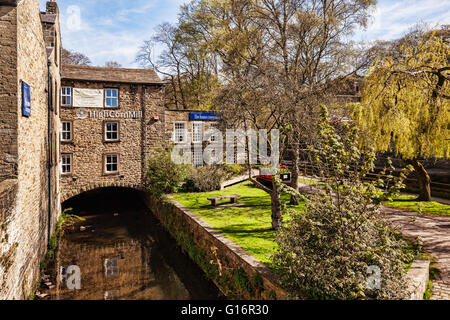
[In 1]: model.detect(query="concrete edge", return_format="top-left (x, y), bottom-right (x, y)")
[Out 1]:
top-left (406, 258), bottom-right (430, 300)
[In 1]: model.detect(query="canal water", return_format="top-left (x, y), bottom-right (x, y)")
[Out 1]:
top-left (49, 188), bottom-right (221, 300)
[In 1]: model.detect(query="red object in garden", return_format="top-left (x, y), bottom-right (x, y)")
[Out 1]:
top-left (256, 165), bottom-right (292, 187)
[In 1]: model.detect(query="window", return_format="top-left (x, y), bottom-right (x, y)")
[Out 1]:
top-left (61, 87), bottom-right (72, 106)
top-left (61, 121), bottom-right (72, 142)
top-left (209, 125), bottom-right (218, 142)
top-left (105, 121), bottom-right (119, 142)
top-left (61, 154), bottom-right (72, 174)
top-left (193, 148), bottom-right (203, 167)
top-left (174, 122), bottom-right (186, 143)
top-left (104, 258), bottom-right (119, 277)
top-left (105, 89), bottom-right (119, 108)
top-left (104, 154), bottom-right (119, 174)
top-left (192, 122), bottom-right (203, 143)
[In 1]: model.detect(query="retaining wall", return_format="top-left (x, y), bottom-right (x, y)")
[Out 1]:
top-left (144, 194), bottom-right (287, 300)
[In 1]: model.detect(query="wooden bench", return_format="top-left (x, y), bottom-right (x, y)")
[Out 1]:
top-left (208, 194), bottom-right (241, 207)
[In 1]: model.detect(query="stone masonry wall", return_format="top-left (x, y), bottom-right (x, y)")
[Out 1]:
top-left (0, 0), bottom-right (57, 299)
top-left (45, 4), bottom-right (62, 236)
top-left (0, 179), bottom-right (18, 296)
top-left (60, 81), bottom-right (165, 201)
top-left (145, 194), bottom-right (287, 300)
top-left (0, 3), bottom-right (18, 182)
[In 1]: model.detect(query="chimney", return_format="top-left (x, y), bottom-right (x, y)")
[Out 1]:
top-left (46, 1), bottom-right (59, 15)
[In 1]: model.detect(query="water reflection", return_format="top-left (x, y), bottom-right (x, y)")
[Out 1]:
top-left (53, 188), bottom-right (221, 300)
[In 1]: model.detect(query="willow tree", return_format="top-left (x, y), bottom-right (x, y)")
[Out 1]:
top-left (352, 28), bottom-right (449, 201)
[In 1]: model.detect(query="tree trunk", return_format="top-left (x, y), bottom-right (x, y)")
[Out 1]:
top-left (411, 159), bottom-right (432, 201)
top-left (271, 183), bottom-right (283, 230)
top-left (290, 146), bottom-right (300, 205)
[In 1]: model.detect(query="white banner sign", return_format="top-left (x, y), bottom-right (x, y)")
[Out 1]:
top-left (73, 88), bottom-right (104, 108)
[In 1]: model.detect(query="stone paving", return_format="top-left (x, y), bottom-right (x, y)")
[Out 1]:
top-left (382, 206), bottom-right (450, 300)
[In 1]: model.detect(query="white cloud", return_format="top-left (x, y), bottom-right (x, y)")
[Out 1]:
top-left (357, 0), bottom-right (450, 41)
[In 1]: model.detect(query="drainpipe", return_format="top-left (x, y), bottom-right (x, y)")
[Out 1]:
top-left (47, 60), bottom-right (52, 246)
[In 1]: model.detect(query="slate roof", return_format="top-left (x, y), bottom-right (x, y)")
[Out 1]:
top-left (62, 65), bottom-right (163, 85)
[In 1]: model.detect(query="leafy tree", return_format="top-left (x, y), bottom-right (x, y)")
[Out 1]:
top-left (272, 106), bottom-right (411, 300)
top-left (62, 48), bottom-right (91, 65)
top-left (136, 22), bottom-right (220, 110)
top-left (352, 27), bottom-right (449, 201)
top-left (178, 0), bottom-right (376, 228)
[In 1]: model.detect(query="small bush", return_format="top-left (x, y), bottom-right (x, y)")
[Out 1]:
top-left (146, 145), bottom-right (191, 197)
top-left (183, 165), bottom-right (228, 192)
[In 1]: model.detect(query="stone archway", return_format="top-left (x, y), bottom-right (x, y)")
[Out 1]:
top-left (61, 181), bottom-right (144, 203)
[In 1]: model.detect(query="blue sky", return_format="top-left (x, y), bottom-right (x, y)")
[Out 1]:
top-left (39, 0), bottom-right (450, 68)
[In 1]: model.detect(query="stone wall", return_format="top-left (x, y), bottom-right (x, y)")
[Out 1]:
top-left (0, 3), bottom-right (18, 182)
top-left (0, 0), bottom-right (61, 299)
top-left (0, 179), bottom-right (18, 296)
top-left (144, 194), bottom-right (287, 300)
top-left (406, 259), bottom-right (430, 300)
top-left (45, 4), bottom-right (62, 231)
top-left (60, 81), bottom-right (165, 202)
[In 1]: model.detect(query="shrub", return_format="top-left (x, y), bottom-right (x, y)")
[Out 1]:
top-left (271, 106), bottom-right (411, 300)
top-left (183, 165), bottom-right (227, 192)
top-left (146, 145), bottom-right (191, 197)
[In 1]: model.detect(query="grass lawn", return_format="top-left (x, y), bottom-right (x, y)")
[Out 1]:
top-left (172, 181), bottom-right (306, 267)
top-left (299, 177), bottom-right (450, 216)
top-left (383, 194), bottom-right (450, 216)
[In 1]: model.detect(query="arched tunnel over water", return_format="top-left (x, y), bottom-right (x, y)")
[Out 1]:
top-left (49, 187), bottom-right (222, 300)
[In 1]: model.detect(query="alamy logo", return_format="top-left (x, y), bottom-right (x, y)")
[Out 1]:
top-left (366, 265), bottom-right (381, 290)
top-left (60, 265), bottom-right (81, 290)
top-left (171, 128), bottom-right (280, 174)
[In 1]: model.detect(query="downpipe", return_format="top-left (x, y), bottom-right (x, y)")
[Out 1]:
top-left (47, 61), bottom-right (52, 247)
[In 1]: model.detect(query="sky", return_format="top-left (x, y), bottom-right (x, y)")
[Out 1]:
top-left (39, 0), bottom-right (450, 68)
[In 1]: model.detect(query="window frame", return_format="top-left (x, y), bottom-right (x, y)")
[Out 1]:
top-left (61, 121), bottom-right (73, 142)
top-left (104, 258), bottom-right (119, 277)
top-left (104, 121), bottom-right (120, 142)
top-left (103, 153), bottom-right (119, 175)
top-left (61, 153), bottom-right (72, 175)
top-left (208, 124), bottom-right (219, 142)
top-left (173, 122), bottom-right (187, 144)
top-left (192, 122), bottom-right (203, 144)
top-left (104, 88), bottom-right (119, 109)
top-left (193, 147), bottom-right (203, 168)
top-left (61, 87), bottom-right (72, 107)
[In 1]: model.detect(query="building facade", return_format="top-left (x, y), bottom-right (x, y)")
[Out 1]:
top-left (59, 65), bottom-right (166, 201)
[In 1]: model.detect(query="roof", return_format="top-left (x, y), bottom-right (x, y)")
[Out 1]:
top-left (61, 65), bottom-right (163, 85)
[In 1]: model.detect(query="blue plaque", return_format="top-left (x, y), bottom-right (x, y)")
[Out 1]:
top-left (189, 112), bottom-right (221, 121)
top-left (22, 81), bottom-right (31, 117)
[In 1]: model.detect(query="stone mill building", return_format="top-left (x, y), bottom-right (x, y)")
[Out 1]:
top-left (0, 0), bottom-right (222, 299)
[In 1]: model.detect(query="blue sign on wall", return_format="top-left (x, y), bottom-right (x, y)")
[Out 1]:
top-left (22, 81), bottom-right (31, 117)
top-left (189, 112), bottom-right (221, 121)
